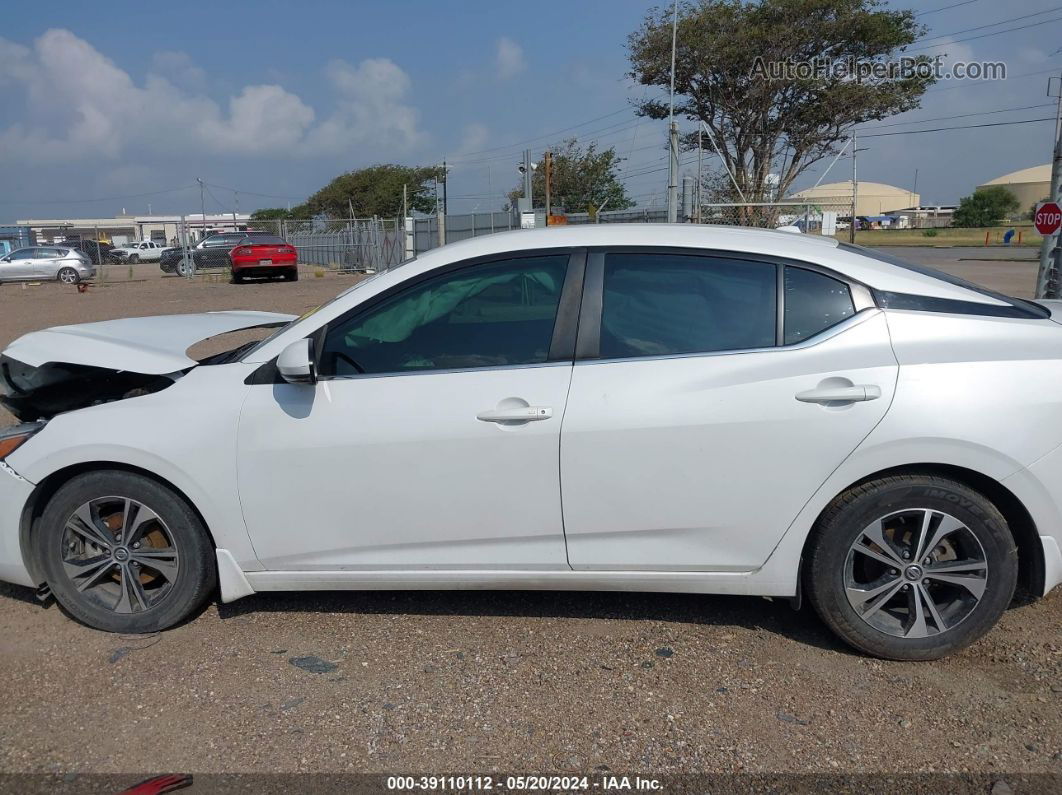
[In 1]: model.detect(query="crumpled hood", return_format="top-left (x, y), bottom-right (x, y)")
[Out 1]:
top-left (3, 310), bottom-right (295, 374)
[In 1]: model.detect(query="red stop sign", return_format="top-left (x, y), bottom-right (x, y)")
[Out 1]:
top-left (1035, 201), bottom-right (1062, 236)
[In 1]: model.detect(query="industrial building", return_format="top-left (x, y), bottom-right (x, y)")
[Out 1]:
top-left (976, 164), bottom-right (1052, 210)
top-left (15, 213), bottom-right (252, 247)
top-left (788, 181), bottom-right (920, 217)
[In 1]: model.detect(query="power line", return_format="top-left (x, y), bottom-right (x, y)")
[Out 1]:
top-left (916, 0), bottom-right (982, 17)
top-left (913, 6), bottom-right (1062, 45)
top-left (859, 102), bottom-right (1055, 130)
top-left (906, 15), bottom-right (1062, 52)
top-left (444, 107), bottom-right (634, 162)
top-left (201, 181), bottom-right (301, 202)
top-left (859, 116), bottom-right (1055, 138)
top-left (925, 64), bottom-right (1061, 93)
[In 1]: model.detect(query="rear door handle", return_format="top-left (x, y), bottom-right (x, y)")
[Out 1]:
top-left (477, 406), bottom-right (553, 423)
top-left (796, 385), bottom-right (881, 404)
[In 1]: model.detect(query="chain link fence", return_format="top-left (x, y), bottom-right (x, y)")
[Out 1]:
top-left (248, 218), bottom-right (405, 272)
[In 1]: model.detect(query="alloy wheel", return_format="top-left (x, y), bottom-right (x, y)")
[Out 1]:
top-left (844, 508), bottom-right (988, 638)
top-left (58, 268), bottom-right (78, 284)
top-left (59, 497), bottom-right (180, 614)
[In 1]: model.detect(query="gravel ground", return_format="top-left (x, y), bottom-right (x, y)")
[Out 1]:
top-left (0, 249), bottom-right (1058, 782)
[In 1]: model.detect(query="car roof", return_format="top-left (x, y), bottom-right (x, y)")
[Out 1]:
top-left (405, 224), bottom-right (1010, 306)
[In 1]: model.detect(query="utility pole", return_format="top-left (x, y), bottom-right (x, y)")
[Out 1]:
top-left (197, 177), bottom-right (206, 241)
top-left (1035, 72), bottom-right (1062, 298)
top-left (696, 127), bottom-right (703, 223)
top-left (666, 0), bottom-right (679, 223)
top-left (233, 190), bottom-right (239, 231)
top-left (441, 160), bottom-right (448, 216)
top-left (435, 176), bottom-right (446, 246)
top-left (849, 131), bottom-right (857, 245)
top-left (523, 149), bottom-right (533, 206)
top-left (544, 150), bottom-right (553, 223)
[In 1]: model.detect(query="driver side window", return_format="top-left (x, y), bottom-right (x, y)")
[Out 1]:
top-left (319, 255), bottom-right (569, 376)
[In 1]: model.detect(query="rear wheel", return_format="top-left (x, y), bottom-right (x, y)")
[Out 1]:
top-left (36, 471), bottom-right (216, 633)
top-left (805, 475), bottom-right (1017, 660)
top-left (57, 267), bottom-right (80, 284)
top-left (284, 268), bottom-right (299, 282)
top-left (231, 271), bottom-right (244, 284)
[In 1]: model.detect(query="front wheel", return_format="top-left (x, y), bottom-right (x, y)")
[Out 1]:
top-left (57, 267), bottom-right (80, 284)
top-left (36, 471), bottom-right (217, 633)
top-left (805, 475), bottom-right (1017, 660)
top-left (128, 254), bottom-right (139, 264)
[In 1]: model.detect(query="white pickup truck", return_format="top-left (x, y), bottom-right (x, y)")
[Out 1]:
top-left (111, 240), bottom-right (167, 263)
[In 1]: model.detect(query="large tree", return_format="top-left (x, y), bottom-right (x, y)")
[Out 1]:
top-left (301, 164), bottom-right (444, 218)
top-left (953, 186), bottom-right (1020, 228)
top-left (508, 139), bottom-right (634, 214)
top-left (628, 0), bottom-right (933, 204)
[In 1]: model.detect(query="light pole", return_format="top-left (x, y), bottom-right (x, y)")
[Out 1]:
top-left (666, 0), bottom-right (679, 224)
top-left (197, 177), bottom-right (206, 242)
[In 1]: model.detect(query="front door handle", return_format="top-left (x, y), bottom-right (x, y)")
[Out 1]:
top-left (796, 385), bottom-right (881, 404)
top-left (477, 406), bottom-right (553, 423)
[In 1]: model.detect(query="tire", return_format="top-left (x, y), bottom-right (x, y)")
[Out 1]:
top-left (36, 471), bottom-right (217, 633)
top-left (231, 271), bottom-right (243, 284)
top-left (804, 474), bottom-right (1017, 661)
top-left (284, 268), bottom-right (299, 282)
top-left (57, 267), bottom-right (80, 285)
top-left (129, 254), bottom-right (139, 264)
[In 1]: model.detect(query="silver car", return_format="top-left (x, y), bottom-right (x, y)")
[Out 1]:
top-left (0, 246), bottom-right (96, 285)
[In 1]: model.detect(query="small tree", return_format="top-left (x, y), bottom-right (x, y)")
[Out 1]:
top-left (303, 164), bottom-right (444, 218)
top-left (952, 186), bottom-right (1020, 228)
top-left (508, 139), bottom-right (634, 213)
top-left (1029, 197), bottom-right (1051, 221)
top-left (250, 208), bottom-right (298, 221)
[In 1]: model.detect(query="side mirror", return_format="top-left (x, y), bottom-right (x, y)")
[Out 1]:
top-left (277, 338), bottom-right (317, 384)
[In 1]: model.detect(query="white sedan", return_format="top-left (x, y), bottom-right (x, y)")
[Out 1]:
top-left (1, 225), bottom-right (1059, 660)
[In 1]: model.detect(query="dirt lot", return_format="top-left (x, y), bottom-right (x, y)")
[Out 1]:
top-left (0, 250), bottom-right (1059, 783)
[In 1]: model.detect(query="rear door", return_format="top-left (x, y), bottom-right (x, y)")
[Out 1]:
top-left (31, 248), bottom-right (61, 278)
top-left (560, 249), bottom-right (898, 572)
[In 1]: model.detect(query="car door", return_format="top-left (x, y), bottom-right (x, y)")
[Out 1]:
top-left (560, 249), bottom-right (898, 572)
top-left (237, 250), bottom-right (584, 570)
top-left (0, 248), bottom-right (38, 281)
top-left (31, 247), bottom-right (62, 278)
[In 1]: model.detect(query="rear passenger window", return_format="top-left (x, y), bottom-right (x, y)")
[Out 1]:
top-left (784, 267), bottom-right (854, 345)
top-left (601, 253), bottom-right (776, 359)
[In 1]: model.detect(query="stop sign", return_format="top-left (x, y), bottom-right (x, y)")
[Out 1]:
top-left (1035, 201), bottom-right (1062, 236)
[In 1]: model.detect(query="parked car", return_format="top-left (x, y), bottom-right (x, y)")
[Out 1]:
top-left (229, 234), bottom-right (298, 283)
top-left (0, 246), bottom-right (95, 284)
top-left (58, 240), bottom-right (115, 264)
top-left (159, 232), bottom-right (286, 276)
top-left (110, 240), bottom-right (166, 263)
top-left (1, 225), bottom-right (1060, 659)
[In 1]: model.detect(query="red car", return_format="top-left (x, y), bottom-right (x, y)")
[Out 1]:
top-left (228, 234), bottom-right (298, 283)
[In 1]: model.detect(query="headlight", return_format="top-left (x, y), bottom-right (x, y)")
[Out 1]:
top-left (0, 421), bottom-right (45, 460)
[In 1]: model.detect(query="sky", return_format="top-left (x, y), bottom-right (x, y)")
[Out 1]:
top-left (1, 0), bottom-right (1060, 220)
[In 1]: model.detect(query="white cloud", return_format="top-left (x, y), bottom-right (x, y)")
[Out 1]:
top-left (0, 28), bottom-right (423, 163)
top-left (149, 50), bottom-right (206, 90)
top-left (495, 37), bottom-right (526, 80)
top-left (305, 57), bottom-right (424, 153)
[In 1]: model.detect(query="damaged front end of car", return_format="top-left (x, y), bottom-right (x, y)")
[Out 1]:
top-left (0, 310), bottom-right (296, 422)
top-left (0, 356), bottom-right (177, 422)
